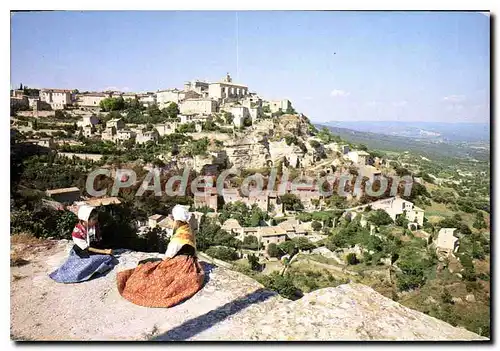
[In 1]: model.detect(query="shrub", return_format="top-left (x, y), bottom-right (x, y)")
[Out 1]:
top-left (247, 254), bottom-right (261, 271)
top-left (278, 241), bottom-right (297, 256)
top-left (267, 243), bottom-right (281, 258)
top-left (346, 253), bottom-right (359, 265)
top-left (309, 140), bottom-right (321, 148)
top-left (242, 235), bottom-right (260, 250)
top-left (368, 209), bottom-right (394, 226)
top-left (205, 246), bottom-right (239, 262)
top-left (311, 221), bottom-right (322, 231)
top-left (261, 272), bottom-right (300, 300)
top-left (441, 288), bottom-right (454, 304)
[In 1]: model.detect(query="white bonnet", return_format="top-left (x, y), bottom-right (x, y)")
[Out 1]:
top-left (172, 205), bottom-right (191, 222)
top-left (77, 204), bottom-right (96, 221)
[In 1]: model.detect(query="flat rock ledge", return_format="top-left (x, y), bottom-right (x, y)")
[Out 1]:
top-left (11, 240), bottom-right (487, 341)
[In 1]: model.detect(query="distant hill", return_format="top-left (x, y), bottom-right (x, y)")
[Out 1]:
top-left (316, 124), bottom-right (490, 162)
top-left (322, 121), bottom-right (490, 143)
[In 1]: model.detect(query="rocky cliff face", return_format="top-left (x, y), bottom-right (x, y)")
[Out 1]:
top-left (11, 240), bottom-right (487, 341)
top-left (224, 136), bottom-right (270, 169)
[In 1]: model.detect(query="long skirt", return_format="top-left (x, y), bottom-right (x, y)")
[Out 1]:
top-left (49, 248), bottom-right (117, 283)
top-left (116, 255), bottom-right (205, 308)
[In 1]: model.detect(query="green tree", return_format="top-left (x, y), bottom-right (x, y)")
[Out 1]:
top-left (395, 249), bottom-right (431, 291)
top-left (125, 98), bottom-right (143, 111)
top-left (395, 212), bottom-right (409, 227)
top-left (122, 139), bottom-right (135, 151)
top-left (280, 194), bottom-right (304, 211)
top-left (242, 235), bottom-right (259, 250)
top-left (267, 243), bottom-right (281, 258)
top-left (176, 122), bottom-right (197, 133)
top-left (473, 212), bottom-right (487, 230)
top-left (223, 112), bottom-right (234, 124)
top-left (471, 241), bottom-right (486, 260)
top-left (262, 272), bottom-right (300, 300)
top-left (311, 220), bottom-right (322, 231)
top-left (165, 102), bottom-right (180, 119)
top-left (248, 254), bottom-right (261, 271)
top-left (278, 241), bottom-right (297, 256)
top-left (205, 246), bottom-right (239, 261)
top-left (54, 110), bottom-right (65, 119)
top-left (368, 209), bottom-right (394, 226)
top-left (309, 140), bottom-right (321, 148)
top-left (460, 253), bottom-right (476, 281)
top-left (243, 116), bottom-right (252, 127)
top-left (293, 237), bottom-right (315, 252)
top-left (100, 97), bottom-right (125, 112)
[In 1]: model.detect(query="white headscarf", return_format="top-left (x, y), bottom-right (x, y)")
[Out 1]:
top-left (172, 205), bottom-right (191, 222)
top-left (77, 204), bottom-right (96, 222)
top-left (77, 204), bottom-right (97, 244)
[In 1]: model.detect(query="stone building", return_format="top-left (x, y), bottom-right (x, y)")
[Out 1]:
top-left (247, 190), bottom-right (283, 214)
top-left (77, 115), bottom-right (99, 128)
top-left (136, 130), bottom-right (159, 144)
top-left (259, 227), bottom-right (288, 249)
top-left (242, 94), bottom-right (263, 109)
top-left (266, 99), bottom-right (291, 113)
top-left (77, 92), bottom-right (111, 111)
top-left (40, 89), bottom-right (73, 110)
top-left (156, 89), bottom-right (185, 108)
top-left (347, 150), bottom-right (370, 165)
top-left (278, 219), bottom-right (308, 238)
top-left (115, 130), bottom-right (136, 142)
top-left (222, 188), bottom-right (243, 204)
top-left (148, 214), bottom-right (166, 228)
top-left (231, 106), bottom-right (250, 128)
top-left (358, 165), bottom-right (383, 183)
top-left (82, 126), bottom-right (94, 138)
top-left (101, 127), bottom-right (116, 141)
top-left (155, 122), bottom-right (178, 136)
top-left (27, 138), bottom-right (55, 149)
top-left (106, 118), bottom-right (125, 131)
top-left (179, 98), bottom-right (217, 115)
top-left (291, 183), bottom-right (321, 211)
top-left (350, 196), bottom-right (425, 227)
top-left (435, 228), bottom-right (459, 257)
top-left (138, 93), bottom-right (156, 107)
top-left (184, 80), bottom-right (209, 96)
top-left (221, 219), bottom-right (243, 237)
top-left (208, 73), bottom-right (249, 100)
top-left (193, 187), bottom-right (218, 212)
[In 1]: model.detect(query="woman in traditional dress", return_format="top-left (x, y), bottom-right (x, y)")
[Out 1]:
top-left (49, 205), bottom-right (117, 283)
top-left (117, 205), bottom-right (205, 308)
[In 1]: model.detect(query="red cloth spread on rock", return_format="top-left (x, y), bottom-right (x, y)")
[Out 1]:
top-left (116, 255), bottom-right (205, 308)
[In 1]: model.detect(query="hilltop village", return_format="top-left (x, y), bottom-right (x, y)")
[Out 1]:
top-left (11, 73), bottom-right (491, 338)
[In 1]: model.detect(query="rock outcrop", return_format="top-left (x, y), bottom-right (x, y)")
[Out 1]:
top-left (11, 240), bottom-right (487, 341)
top-left (224, 136), bottom-right (270, 169)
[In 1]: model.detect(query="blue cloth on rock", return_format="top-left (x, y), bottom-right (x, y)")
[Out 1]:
top-left (49, 248), bottom-right (117, 283)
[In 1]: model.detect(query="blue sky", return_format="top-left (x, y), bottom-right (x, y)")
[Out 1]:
top-left (11, 11), bottom-right (490, 123)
